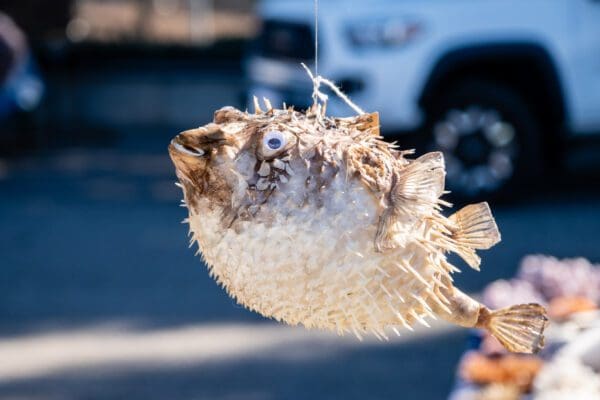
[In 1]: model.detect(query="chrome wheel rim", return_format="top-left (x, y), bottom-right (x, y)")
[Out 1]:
top-left (432, 107), bottom-right (518, 195)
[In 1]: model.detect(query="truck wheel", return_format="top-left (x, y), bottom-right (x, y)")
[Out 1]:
top-left (423, 80), bottom-right (541, 200)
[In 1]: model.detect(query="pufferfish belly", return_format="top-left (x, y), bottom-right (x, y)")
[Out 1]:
top-left (188, 177), bottom-right (442, 339)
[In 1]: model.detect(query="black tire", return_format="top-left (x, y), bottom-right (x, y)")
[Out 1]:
top-left (423, 79), bottom-right (542, 201)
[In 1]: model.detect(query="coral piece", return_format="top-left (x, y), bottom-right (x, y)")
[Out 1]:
top-left (533, 356), bottom-right (600, 400)
top-left (558, 326), bottom-right (600, 370)
top-left (548, 296), bottom-right (597, 321)
top-left (477, 383), bottom-right (521, 400)
top-left (518, 255), bottom-right (600, 303)
top-left (460, 352), bottom-right (543, 392)
top-left (483, 279), bottom-right (546, 310)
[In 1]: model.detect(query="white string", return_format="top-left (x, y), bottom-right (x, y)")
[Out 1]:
top-left (314, 0), bottom-right (318, 76)
top-left (303, 0), bottom-right (365, 117)
top-left (320, 77), bottom-right (365, 115)
top-left (302, 63), bottom-right (365, 116)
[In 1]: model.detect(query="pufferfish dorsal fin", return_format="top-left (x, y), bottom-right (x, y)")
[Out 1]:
top-left (374, 152), bottom-right (446, 252)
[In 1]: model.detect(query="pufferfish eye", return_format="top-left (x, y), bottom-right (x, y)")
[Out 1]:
top-left (261, 130), bottom-right (287, 157)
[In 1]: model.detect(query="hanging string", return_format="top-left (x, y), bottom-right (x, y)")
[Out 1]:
top-left (301, 63), bottom-right (365, 116)
top-left (314, 0), bottom-right (318, 76)
top-left (303, 0), bottom-right (365, 117)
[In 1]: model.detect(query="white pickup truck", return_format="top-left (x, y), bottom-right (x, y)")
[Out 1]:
top-left (246, 0), bottom-right (600, 197)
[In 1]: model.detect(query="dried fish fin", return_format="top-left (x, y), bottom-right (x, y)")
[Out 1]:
top-left (374, 152), bottom-right (445, 251)
top-left (392, 152), bottom-right (445, 215)
top-left (432, 280), bottom-right (548, 354)
top-left (449, 202), bottom-right (501, 250)
top-left (476, 304), bottom-right (548, 354)
top-left (454, 247), bottom-right (481, 270)
top-left (374, 208), bottom-right (399, 251)
top-left (439, 202), bottom-right (499, 270)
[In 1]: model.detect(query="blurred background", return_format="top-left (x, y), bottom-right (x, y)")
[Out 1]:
top-left (0, 1), bottom-right (599, 399)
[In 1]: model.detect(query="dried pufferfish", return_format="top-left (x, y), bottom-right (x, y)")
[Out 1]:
top-left (168, 101), bottom-right (548, 353)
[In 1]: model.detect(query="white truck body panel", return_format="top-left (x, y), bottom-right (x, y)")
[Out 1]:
top-left (249, 0), bottom-right (600, 134)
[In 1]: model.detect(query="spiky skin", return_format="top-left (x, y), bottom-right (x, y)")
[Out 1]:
top-left (169, 104), bottom-right (547, 348)
top-left (188, 165), bottom-right (439, 340)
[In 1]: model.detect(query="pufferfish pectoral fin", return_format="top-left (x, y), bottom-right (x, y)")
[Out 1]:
top-left (374, 152), bottom-right (446, 252)
top-left (374, 207), bottom-right (410, 251)
top-left (392, 152), bottom-right (446, 213)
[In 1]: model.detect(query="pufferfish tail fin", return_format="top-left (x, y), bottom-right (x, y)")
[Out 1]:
top-left (477, 304), bottom-right (548, 354)
top-left (445, 202), bottom-right (501, 269)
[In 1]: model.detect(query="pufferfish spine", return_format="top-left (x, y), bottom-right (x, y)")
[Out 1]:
top-left (169, 102), bottom-right (548, 353)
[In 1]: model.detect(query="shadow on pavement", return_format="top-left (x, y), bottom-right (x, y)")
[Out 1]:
top-left (0, 322), bottom-right (465, 400)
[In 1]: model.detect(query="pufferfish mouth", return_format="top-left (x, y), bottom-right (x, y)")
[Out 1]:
top-left (169, 139), bottom-right (205, 157)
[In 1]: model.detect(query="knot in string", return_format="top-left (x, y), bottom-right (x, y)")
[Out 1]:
top-left (301, 63), bottom-right (365, 118)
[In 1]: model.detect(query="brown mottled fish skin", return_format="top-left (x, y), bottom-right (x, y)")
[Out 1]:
top-left (168, 103), bottom-right (548, 353)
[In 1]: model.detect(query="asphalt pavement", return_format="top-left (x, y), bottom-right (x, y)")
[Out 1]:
top-left (0, 132), bottom-right (599, 399)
